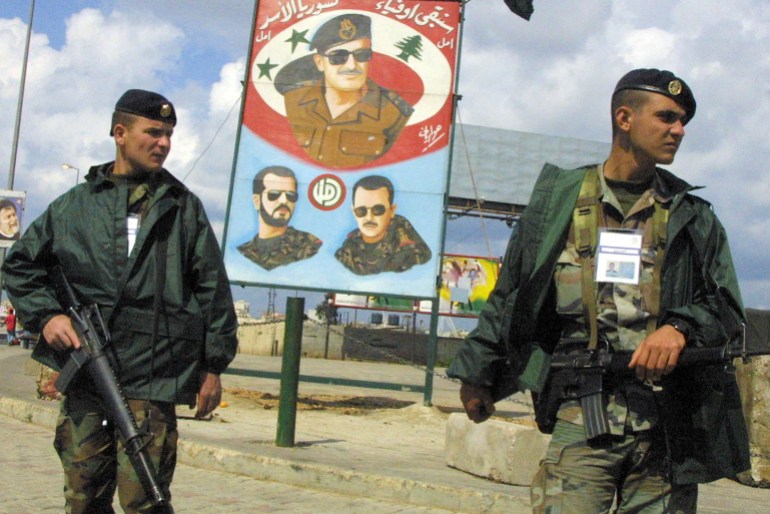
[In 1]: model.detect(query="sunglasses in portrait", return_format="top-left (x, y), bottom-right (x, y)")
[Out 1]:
top-left (353, 204), bottom-right (387, 218)
top-left (265, 190), bottom-right (299, 202)
top-left (321, 48), bottom-right (373, 66)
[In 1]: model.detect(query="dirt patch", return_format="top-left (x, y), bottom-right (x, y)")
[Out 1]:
top-left (223, 387), bottom-right (414, 415)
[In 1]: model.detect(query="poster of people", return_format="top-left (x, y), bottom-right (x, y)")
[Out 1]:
top-left (0, 190), bottom-right (25, 249)
top-left (223, 0), bottom-right (461, 298)
top-left (418, 254), bottom-right (499, 317)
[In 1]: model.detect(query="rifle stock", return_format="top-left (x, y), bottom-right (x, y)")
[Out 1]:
top-left (52, 267), bottom-right (173, 512)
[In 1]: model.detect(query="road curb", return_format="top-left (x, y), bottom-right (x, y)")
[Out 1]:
top-left (1, 394), bottom-right (529, 513)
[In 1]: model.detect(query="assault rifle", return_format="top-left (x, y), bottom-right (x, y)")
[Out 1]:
top-left (535, 333), bottom-right (765, 441)
top-left (53, 267), bottom-right (173, 513)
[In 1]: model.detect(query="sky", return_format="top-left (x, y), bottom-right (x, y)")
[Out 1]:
top-left (1, 0), bottom-right (768, 330)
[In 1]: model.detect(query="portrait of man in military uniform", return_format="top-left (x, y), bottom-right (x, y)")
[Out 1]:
top-left (238, 166), bottom-right (322, 270)
top-left (275, 14), bottom-right (414, 168)
top-left (335, 175), bottom-right (431, 275)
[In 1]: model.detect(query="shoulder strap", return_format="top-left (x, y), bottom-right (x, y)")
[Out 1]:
top-left (573, 166), bottom-right (601, 350)
top-left (646, 202), bottom-right (669, 334)
top-left (573, 168), bottom-right (671, 345)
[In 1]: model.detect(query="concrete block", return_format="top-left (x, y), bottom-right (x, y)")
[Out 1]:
top-left (445, 413), bottom-right (550, 486)
top-left (736, 355), bottom-right (770, 485)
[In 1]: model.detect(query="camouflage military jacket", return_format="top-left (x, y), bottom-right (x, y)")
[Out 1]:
top-left (447, 163), bottom-right (749, 484)
top-left (283, 79), bottom-right (413, 168)
top-left (553, 165), bottom-right (673, 434)
top-left (238, 226), bottom-right (322, 271)
top-left (335, 215), bottom-right (431, 275)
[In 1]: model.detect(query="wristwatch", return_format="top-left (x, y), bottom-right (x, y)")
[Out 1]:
top-left (666, 318), bottom-right (691, 340)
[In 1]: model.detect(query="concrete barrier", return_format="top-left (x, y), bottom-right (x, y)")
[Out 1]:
top-left (445, 413), bottom-right (550, 486)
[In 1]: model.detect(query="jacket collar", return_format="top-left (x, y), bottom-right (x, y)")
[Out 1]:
top-left (85, 161), bottom-right (188, 195)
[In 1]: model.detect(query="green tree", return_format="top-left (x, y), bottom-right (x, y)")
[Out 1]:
top-left (395, 35), bottom-right (423, 63)
top-left (314, 293), bottom-right (338, 324)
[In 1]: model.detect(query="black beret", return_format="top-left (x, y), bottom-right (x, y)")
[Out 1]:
top-left (110, 89), bottom-right (176, 135)
top-left (310, 14), bottom-right (371, 54)
top-left (614, 68), bottom-right (696, 124)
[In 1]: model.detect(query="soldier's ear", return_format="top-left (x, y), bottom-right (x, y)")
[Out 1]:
top-left (390, 203), bottom-right (397, 216)
top-left (252, 194), bottom-right (261, 210)
top-left (113, 124), bottom-right (127, 144)
top-left (615, 106), bottom-right (633, 133)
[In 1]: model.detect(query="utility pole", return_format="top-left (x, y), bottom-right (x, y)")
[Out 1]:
top-left (7, 0), bottom-right (35, 191)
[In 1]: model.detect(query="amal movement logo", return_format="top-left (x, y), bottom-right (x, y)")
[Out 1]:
top-left (308, 174), bottom-right (346, 211)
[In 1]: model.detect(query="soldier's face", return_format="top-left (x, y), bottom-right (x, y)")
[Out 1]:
top-left (352, 187), bottom-right (396, 243)
top-left (114, 116), bottom-right (173, 174)
top-left (255, 174), bottom-right (298, 228)
top-left (621, 93), bottom-right (686, 165)
top-left (314, 38), bottom-right (371, 93)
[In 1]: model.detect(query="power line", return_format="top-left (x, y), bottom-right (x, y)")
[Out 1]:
top-left (182, 93), bottom-right (243, 182)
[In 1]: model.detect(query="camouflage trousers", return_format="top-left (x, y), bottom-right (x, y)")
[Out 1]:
top-left (54, 393), bottom-right (178, 514)
top-left (531, 420), bottom-right (697, 513)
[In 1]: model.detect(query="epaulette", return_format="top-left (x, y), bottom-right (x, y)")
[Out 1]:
top-left (383, 88), bottom-right (414, 117)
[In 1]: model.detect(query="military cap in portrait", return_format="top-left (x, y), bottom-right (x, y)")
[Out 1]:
top-left (309, 14), bottom-right (372, 54)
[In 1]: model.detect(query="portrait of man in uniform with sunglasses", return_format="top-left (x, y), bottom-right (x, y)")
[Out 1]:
top-left (276, 13), bottom-right (414, 168)
top-left (238, 165), bottom-right (322, 270)
top-left (335, 175), bottom-right (431, 275)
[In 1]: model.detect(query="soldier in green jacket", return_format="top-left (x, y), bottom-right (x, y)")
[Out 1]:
top-left (2, 89), bottom-right (238, 513)
top-left (237, 165), bottom-right (322, 270)
top-left (447, 69), bottom-right (749, 513)
top-left (335, 175), bottom-right (431, 275)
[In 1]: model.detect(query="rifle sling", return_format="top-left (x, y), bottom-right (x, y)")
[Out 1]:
top-left (573, 167), bottom-right (600, 350)
top-left (572, 167), bottom-right (669, 348)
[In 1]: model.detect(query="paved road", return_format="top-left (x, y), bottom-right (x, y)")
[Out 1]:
top-left (0, 413), bottom-right (454, 514)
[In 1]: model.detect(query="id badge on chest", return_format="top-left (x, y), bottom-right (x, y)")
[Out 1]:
top-left (595, 229), bottom-right (642, 284)
top-left (127, 214), bottom-right (140, 256)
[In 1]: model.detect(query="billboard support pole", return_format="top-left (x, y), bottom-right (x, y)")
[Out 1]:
top-left (423, 292), bottom-right (440, 407)
top-left (276, 296), bottom-right (304, 447)
top-left (423, 0), bottom-right (469, 407)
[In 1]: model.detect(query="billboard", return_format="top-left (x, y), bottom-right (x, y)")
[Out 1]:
top-left (0, 190), bottom-right (25, 249)
top-left (334, 293), bottom-right (415, 312)
top-left (223, 0), bottom-right (462, 298)
top-left (418, 254), bottom-right (499, 317)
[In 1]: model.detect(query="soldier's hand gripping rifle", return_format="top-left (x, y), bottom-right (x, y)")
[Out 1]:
top-left (52, 266), bottom-right (174, 513)
top-left (535, 333), bottom-right (764, 442)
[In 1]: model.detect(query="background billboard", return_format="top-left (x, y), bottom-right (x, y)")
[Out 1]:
top-left (0, 190), bottom-right (25, 249)
top-left (418, 254), bottom-right (499, 317)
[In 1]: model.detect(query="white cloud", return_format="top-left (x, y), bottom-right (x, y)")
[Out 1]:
top-left (616, 28), bottom-right (677, 65)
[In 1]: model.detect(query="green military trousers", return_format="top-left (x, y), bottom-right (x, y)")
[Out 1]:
top-left (530, 420), bottom-right (697, 513)
top-left (53, 392), bottom-right (178, 514)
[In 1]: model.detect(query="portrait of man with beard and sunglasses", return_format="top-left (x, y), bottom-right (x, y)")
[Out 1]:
top-left (238, 166), bottom-right (322, 270)
top-left (335, 175), bottom-right (431, 275)
top-left (275, 13), bottom-right (414, 168)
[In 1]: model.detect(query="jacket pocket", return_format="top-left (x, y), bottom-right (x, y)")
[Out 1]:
top-left (339, 130), bottom-right (386, 158)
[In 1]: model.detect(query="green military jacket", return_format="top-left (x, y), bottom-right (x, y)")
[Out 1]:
top-left (2, 162), bottom-right (238, 405)
top-left (447, 163), bottom-right (750, 485)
